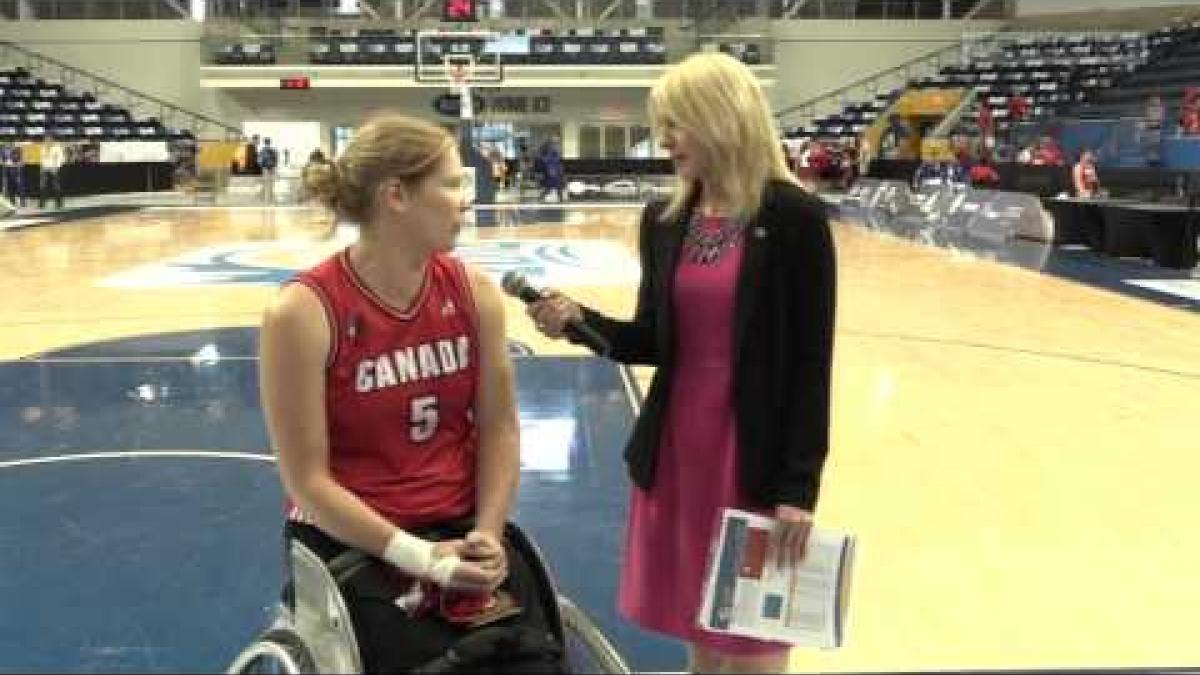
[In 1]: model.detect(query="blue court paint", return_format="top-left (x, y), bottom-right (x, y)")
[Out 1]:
top-left (0, 329), bottom-right (685, 673)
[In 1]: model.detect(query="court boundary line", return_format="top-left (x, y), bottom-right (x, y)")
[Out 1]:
top-left (15, 339), bottom-right (1198, 381)
top-left (842, 328), bottom-right (1200, 380)
top-left (0, 449), bottom-right (275, 471)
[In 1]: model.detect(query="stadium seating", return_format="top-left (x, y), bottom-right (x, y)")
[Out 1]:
top-left (0, 67), bottom-right (191, 142)
top-left (219, 27), bottom-right (670, 66)
top-left (1061, 20), bottom-right (1200, 123)
top-left (783, 25), bottom-right (1197, 147)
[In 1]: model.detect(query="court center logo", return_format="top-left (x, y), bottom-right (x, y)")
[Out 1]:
top-left (99, 238), bottom-right (640, 289)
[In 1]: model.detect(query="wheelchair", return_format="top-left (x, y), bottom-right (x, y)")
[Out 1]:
top-left (226, 523), bottom-right (631, 674)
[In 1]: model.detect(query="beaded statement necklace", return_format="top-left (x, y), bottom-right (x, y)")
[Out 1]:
top-left (682, 210), bottom-right (747, 265)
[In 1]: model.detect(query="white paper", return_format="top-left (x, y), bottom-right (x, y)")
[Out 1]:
top-left (697, 508), bottom-right (855, 649)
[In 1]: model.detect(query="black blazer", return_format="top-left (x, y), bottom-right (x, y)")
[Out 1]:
top-left (578, 179), bottom-right (836, 511)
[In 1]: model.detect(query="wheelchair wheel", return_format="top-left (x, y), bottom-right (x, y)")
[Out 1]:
top-left (226, 627), bottom-right (317, 675)
top-left (557, 595), bottom-right (632, 674)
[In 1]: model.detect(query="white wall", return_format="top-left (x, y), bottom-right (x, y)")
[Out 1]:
top-left (0, 20), bottom-right (246, 132)
top-left (241, 121), bottom-right (322, 171)
top-left (1017, 0), bottom-right (1198, 15)
top-left (769, 19), bottom-right (1005, 123)
top-left (221, 87), bottom-right (654, 158)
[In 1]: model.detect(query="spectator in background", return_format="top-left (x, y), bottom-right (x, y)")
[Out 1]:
top-left (1180, 88), bottom-right (1200, 136)
top-left (1072, 150), bottom-right (1102, 198)
top-left (969, 155), bottom-right (1001, 189)
top-left (488, 146), bottom-right (508, 190)
top-left (838, 142), bottom-right (859, 191)
top-left (807, 140), bottom-right (833, 183)
top-left (244, 134), bottom-right (261, 175)
top-left (1033, 136), bottom-right (1065, 167)
top-left (1142, 95), bottom-right (1166, 166)
top-left (38, 134), bottom-right (66, 210)
top-left (535, 137), bottom-right (564, 202)
top-left (1007, 94), bottom-right (1032, 151)
top-left (515, 141), bottom-right (533, 194)
top-left (1007, 94), bottom-right (1031, 124)
top-left (977, 103), bottom-right (996, 157)
top-left (1, 142), bottom-right (25, 209)
top-left (857, 137), bottom-right (873, 179)
top-left (259, 137), bottom-right (279, 204)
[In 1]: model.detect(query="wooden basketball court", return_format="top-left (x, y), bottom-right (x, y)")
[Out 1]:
top-left (2, 203), bottom-right (1198, 671)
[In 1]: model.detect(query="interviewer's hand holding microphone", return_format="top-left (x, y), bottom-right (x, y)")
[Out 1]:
top-left (526, 290), bottom-right (582, 340)
top-left (502, 272), bottom-right (609, 354)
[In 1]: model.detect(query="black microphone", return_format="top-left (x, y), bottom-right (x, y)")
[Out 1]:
top-left (501, 271), bottom-right (611, 357)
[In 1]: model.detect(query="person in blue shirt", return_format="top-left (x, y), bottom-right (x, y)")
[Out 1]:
top-left (259, 137), bottom-right (279, 203)
top-left (535, 138), bottom-right (564, 202)
top-left (2, 143), bottom-right (25, 208)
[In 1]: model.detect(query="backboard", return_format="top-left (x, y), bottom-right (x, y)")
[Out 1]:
top-left (415, 29), bottom-right (504, 85)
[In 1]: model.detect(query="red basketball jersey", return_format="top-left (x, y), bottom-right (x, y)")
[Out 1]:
top-left (287, 249), bottom-right (480, 530)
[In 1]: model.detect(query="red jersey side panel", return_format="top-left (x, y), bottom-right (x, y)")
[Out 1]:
top-left (288, 250), bottom-right (480, 530)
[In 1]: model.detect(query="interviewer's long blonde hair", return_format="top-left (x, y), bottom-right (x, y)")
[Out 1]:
top-left (649, 51), bottom-right (798, 223)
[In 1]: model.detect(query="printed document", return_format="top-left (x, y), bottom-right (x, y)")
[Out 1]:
top-left (697, 508), bottom-right (855, 649)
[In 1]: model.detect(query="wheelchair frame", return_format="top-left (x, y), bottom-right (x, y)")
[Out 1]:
top-left (226, 524), bottom-right (630, 674)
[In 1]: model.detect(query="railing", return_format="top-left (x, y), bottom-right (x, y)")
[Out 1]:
top-left (783, 0), bottom-right (1011, 21)
top-left (0, 39), bottom-right (241, 141)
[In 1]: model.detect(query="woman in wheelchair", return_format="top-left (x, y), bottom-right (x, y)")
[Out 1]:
top-left (258, 114), bottom-right (559, 673)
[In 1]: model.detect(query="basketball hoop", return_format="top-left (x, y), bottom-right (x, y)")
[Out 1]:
top-left (414, 29), bottom-right (502, 85)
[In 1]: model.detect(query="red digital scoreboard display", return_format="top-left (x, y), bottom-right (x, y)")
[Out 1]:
top-left (279, 76), bottom-right (311, 90)
top-left (443, 0), bottom-right (479, 22)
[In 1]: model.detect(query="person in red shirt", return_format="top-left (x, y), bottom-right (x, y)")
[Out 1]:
top-left (1008, 94), bottom-right (1031, 123)
top-left (969, 155), bottom-right (1001, 188)
top-left (1035, 136), bottom-right (1066, 167)
top-left (977, 103), bottom-right (996, 154)
top-left (1073, 149), bottom-right (1102, 198)
top-left (259, 115), bottom-right (523, 671)
top-left (1181, 88), bottom-right (1200, 135)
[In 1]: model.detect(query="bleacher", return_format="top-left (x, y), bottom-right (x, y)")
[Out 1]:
top-left (784, 28), bottom-right (1165, 146)
top-left (214, 26), bottom-right (672, 67)
top-left (1063, 20), bottom-right (1200, 122)
top-left (213, 41), bottom-right (278, 65)
top-left (0, 67), bottom-right (192, 142)
top-left (951, 31), bottom-right (1152, 138)
top-left (784, 90), bottom-right (901, 145)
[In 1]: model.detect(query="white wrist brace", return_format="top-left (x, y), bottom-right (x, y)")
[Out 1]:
top-left (382, 530), bottom-right (460, 586)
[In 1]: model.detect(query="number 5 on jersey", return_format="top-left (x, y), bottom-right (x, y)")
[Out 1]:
top-left (410, 395), bottom-right (439, 443)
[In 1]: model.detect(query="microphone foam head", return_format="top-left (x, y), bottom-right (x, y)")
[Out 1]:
top-left (500, 270), bottom-right (525, 296)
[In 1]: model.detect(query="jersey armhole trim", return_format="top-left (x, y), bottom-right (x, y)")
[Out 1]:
top-left (289, 277), bottom-right (340, 371)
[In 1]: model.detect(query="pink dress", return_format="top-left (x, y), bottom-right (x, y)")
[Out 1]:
top-left (617, 216), bottom-right (790, 656)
